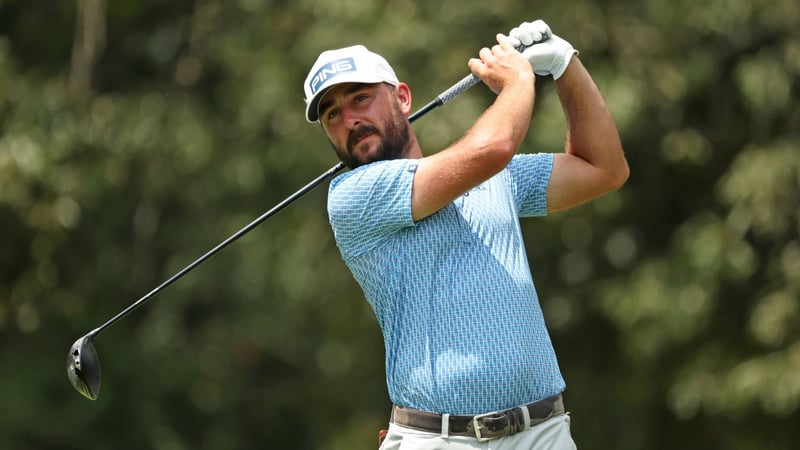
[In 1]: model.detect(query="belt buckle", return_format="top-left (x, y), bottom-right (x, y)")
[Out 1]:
top-left (471, 411), bottom-right (506, 442)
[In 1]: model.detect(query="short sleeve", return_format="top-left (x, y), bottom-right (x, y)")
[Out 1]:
top-left (327, 159), bottom-right (418, 257)
top-left (507, 153), bottom-right (554, 217)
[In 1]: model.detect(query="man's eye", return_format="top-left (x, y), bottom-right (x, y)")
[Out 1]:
top-left (326, 109), bottom-right (340, 120)
top-left (354, 94), bottom-right (369, 103)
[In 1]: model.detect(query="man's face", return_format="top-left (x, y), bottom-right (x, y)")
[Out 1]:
top-left (319, 83), bottom-right (411, 169)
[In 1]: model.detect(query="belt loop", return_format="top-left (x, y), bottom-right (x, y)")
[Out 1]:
top-left (441, 413), bottom-right (450, 438)
top-left (519, 406), bottom-right (531, 430)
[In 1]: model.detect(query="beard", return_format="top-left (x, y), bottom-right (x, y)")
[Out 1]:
top-left (332, 101), bottom-right (411, 169)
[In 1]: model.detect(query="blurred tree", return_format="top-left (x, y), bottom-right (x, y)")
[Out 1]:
top-left (0, 0), bottom-right (797, 449)
top-left (69, 0), bottom-right (106, 98)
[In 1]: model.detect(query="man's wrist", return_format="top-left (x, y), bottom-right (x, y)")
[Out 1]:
top-left (552, 50), bottom-right (579, 80)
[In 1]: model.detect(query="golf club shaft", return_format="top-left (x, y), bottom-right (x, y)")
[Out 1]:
top-left (88, 72), bottom-right (484, 337)
top-left (90, 162), bottom-right (345, 336)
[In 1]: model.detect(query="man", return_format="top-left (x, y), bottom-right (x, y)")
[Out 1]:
top-left (303, 20), bottom-right (628, 449)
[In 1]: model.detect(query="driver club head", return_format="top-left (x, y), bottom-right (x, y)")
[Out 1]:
top-left (67, 334), bottom-right (101, 400)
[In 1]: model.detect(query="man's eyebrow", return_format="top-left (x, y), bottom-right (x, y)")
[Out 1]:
top-left (319, 84), bottom-right (373, 117)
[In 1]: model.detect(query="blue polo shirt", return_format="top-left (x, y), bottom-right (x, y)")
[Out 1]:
top-left (327, 153), bottom-right (564, 415)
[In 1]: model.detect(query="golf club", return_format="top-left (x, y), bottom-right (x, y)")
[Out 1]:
top-left (67, 38), bottom-right (546, 400)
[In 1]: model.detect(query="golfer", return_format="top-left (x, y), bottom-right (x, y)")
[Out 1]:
top-left (303, 20), bottom-right (628, 449)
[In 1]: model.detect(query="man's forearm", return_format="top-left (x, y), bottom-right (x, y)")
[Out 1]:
top-left (555, 56), bottom-right (628, 184)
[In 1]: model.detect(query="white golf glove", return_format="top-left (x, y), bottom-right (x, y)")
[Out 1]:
top-left (506, 19), bottom-right (552, 48)
top-left (508, 20), bottom-right (578, 80)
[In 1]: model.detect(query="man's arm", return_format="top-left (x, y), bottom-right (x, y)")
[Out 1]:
top-left (409, 35), bottom-right (536, 221)
top-left (508, 21), bottom-right (629, 213)
top-left (546, 56), bottom-right (629, 213)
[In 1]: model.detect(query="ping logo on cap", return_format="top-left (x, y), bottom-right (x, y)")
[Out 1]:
top-left (309, 57), bottom-right (356, 95)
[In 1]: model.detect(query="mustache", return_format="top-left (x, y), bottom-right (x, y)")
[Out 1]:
top-left (347, 125), bottom-right (380, 152)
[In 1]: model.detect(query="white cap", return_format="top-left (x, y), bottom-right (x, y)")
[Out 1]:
top-left (303, 45), bottom-right (400, 122)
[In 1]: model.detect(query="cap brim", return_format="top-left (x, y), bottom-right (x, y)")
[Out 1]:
top-left (305, 75), bottom-right (397, 123)
top-left (305, 85), bottom-right (334, 123)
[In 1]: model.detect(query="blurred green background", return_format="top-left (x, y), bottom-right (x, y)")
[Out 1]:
top-left (1, 0), bottom-right (798, 449)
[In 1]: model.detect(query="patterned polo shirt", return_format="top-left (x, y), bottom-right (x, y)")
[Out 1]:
top-left (327, 153), bottom-right (564, 415)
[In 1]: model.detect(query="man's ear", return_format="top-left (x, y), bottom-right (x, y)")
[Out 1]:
top-left (394, 83), bottom-right (413, 115)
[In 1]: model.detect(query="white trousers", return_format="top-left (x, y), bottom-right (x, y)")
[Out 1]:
top-left (379, 413), bottom-right (577, 450)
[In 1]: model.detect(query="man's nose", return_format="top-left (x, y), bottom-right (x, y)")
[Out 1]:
top-left (342, 106), bottom-right (361, 127)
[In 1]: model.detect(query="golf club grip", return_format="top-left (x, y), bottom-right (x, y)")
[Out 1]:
top-left (407, 73), bottom-right (481, 122)
top-left (437, 73), bottom-right (481, 105)
top-left (429, 40), bottom-right (539, 107)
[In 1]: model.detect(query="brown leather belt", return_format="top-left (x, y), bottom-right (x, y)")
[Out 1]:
top-left (390, 394), bottom-right (565, 442)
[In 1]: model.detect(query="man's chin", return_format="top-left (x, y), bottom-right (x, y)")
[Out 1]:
top-left (337, 152), bottom-right (374, 170)
top-left (353, 155), bottom-right (382, 168)
top-left (352, 145), bottom-right (385, 164)
top-left (337, 142), bottom-right (407, 169)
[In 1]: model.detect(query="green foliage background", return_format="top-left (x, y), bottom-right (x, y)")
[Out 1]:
top-left (1, 0), bottom-right (798, 449)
